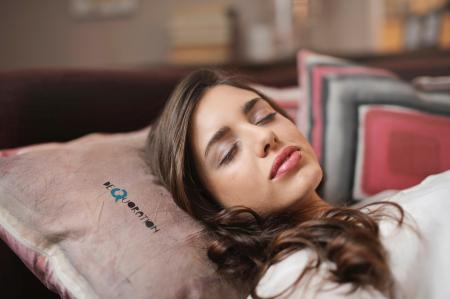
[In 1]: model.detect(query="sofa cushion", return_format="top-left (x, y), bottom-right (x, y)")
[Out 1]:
top-left (353, 104), bottom-right (450, 200)
top-left (297, 50), bottom-right (450, 204)
top-left (0, 127), bottom-right (246, 299)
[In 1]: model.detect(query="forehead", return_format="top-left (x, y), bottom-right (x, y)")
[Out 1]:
top-left (190, 85), bottom-right (261, 149)
top-left (200, 84), bottom-right (258, 109)
top-left (194, 84), bottom-right (261, 124)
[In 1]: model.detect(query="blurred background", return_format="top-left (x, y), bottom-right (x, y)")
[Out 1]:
top-left (1, 0), bottom-right (449, 71)
top-left (1, 2), bottom-right (450, 298)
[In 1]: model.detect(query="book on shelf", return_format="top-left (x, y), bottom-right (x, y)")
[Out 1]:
top-left (379, 17), bottom-right (405, 53)
top-left (167, 3), bottom-right (233, 65)
top-left (440, 11), bottom-right (450, 49)
top-left (408, 0), bottom-right (448, 16)
top-left (168, 45), bottom-right (230, 65)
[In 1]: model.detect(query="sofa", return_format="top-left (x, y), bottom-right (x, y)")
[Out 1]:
top-left (1, 54), bottom-right (449, 298)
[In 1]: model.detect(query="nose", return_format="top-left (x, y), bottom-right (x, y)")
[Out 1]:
top-left (253, 126), bottom-right (278, 158)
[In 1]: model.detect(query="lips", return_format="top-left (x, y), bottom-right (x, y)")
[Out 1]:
top-left (269, 145), bottom-right (302, 180)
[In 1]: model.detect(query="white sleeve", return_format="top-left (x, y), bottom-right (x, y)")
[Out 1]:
top-left (248, 170), bottom-right (450, 299)
top-left (248, 250), bottom-right (388, 299)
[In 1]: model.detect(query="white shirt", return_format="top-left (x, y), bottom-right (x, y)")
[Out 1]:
top-left (249, 170), bottom-right (450, 299)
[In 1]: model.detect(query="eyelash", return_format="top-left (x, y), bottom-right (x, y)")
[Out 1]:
top-left (219, 112), bottom-right (277, 166)
top-left (220, 142), bottom-right (238, 166)
top-left (256, 112), bottom-right (277, 125)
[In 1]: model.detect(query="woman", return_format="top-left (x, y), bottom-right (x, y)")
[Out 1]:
top-left (145, 69), bottom-right (450, 299)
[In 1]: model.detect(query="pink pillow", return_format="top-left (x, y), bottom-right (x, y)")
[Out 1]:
top-left (0, 127), bottom-right (246, 299)
top-left (353, 105), bottom-right (450, 199)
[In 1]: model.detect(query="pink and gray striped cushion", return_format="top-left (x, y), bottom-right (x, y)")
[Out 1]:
top-left (298, 50), bottom-right (450, 204)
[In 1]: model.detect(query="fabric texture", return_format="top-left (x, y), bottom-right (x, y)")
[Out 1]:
top-left (250, 169), bottom-right (450, 299)
top-left (0, 127), bottom-right (246, 299)
top-left (412, 76), bottom-right (450, 92)
top-left (297, 50), bottom-right (450, 204)
top-left (353, 104), bottom-right (450, 199)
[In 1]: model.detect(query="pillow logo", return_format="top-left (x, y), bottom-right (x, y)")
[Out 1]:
top-left (103, 181), bottom-right (159, 233)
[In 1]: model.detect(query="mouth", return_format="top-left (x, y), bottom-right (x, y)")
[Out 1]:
top-left (269, 145), bottom-right (302, 180)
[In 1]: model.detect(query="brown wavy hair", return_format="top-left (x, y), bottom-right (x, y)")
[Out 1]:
top-left (145, 69), bottom-right (404, 299)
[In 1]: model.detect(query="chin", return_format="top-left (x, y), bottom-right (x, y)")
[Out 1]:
top-left (294, 163), bottom-right (322, 195)
top-left (312, 165), bottom-right (324, 189)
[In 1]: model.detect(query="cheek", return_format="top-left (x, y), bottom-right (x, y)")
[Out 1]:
top-left (209, 158), bottom-right (268, 208)
top-left (276, 120), bottom-right (315, 154)
top-left (275, 121), bottom-right (307, 143)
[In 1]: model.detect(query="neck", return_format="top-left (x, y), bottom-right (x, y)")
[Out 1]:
top-left (311, 191), bottom-right (333, 214)
top-left (289, 191), bottom-right (333, 222)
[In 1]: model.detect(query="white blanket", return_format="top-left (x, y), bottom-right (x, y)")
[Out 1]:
top-left (250, 170), bottom-right (450, 299)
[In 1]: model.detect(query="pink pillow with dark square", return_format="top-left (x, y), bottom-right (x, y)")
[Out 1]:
top-left (353, 105), bottom-right (450, 199)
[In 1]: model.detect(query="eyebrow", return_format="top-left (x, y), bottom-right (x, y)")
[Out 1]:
top-left (204, 97), bottom-right (261, 158)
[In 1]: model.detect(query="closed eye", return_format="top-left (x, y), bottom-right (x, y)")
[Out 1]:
top-left (219, 142), bottom-right (239, 166)
top-left (218, 112), bottom-right (277, 167)
top-left (256, 112), bottom-right (277, 125)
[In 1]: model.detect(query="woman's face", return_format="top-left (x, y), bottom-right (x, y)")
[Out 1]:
top-left (190, 84), bottom-right (324, 215)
